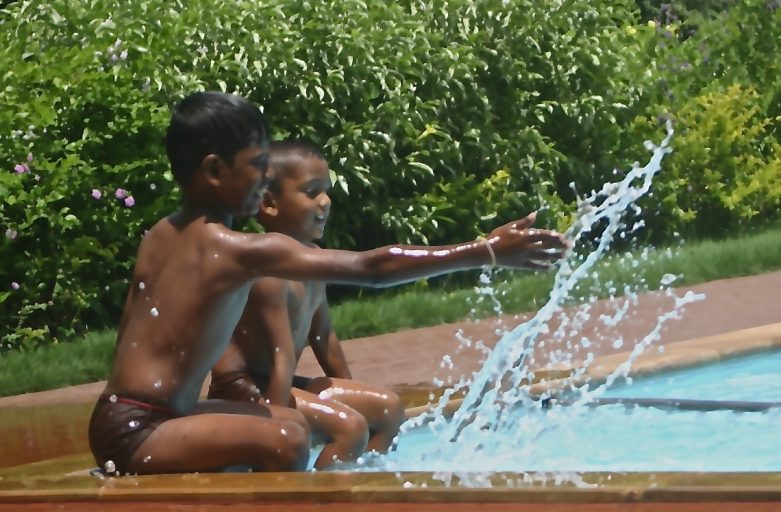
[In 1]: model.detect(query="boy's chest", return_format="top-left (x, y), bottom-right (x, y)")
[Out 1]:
top-left (286, 281), bottom-right (324, 344)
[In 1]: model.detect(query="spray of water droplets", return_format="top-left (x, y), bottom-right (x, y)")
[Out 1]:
top-left (347, 125), bottom-right (704, 480)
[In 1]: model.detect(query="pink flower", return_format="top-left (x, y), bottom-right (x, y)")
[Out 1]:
top-left (91, 189), bottom-right (102, 200)
top-left (11, 282), bottom-right (20, 290)
top-left (14, 163), bottom-right (29, 174)
top-left (115, 188), bottom-right (128, 199)
top-left (5, 228), bottom-right (17, 240)
top-left (124, 196), bottom-right (135, 207)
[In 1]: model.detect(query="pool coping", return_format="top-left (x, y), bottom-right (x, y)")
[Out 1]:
top-left (2, 323), bottom-right (781, 505)
top-left (2, 458), bottom-right (781, 504)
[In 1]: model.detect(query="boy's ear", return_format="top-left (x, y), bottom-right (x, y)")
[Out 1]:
top-left (260, 191), bottom-right (278, 217)
top-left (201, 154), bottom-right (223, 186)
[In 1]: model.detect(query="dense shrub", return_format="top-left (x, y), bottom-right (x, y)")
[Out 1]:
top-left (625, 0), bottom-right (781, 240)
top-left (0, 0), bottom-right (779, 350)
top-left (631, 85), bottom-right (781, 239)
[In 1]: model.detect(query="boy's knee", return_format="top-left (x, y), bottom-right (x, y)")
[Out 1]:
top-left (336, 412), bottom-right (369, 446)
top-left (274, 421), bottom-right (310, 471)
top-left (383, 391), bottom-right (405, 426)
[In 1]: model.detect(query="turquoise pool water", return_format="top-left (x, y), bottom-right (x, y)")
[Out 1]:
top-left (600, 350), bottom-right (781, 402)
top-left (346, 351), bottom-right (781, 473)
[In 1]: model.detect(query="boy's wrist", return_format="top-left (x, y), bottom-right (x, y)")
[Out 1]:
top-left (475, 236), bottom-right (496, 268)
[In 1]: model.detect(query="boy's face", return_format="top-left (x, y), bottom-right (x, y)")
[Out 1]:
top-left (218, 144), bottom-right (271, 217)
top-left (262, 155), bottom-right (332, 242)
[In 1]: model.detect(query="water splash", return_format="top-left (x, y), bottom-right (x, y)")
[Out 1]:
top-left (349, 124), bottom-right (709, 477)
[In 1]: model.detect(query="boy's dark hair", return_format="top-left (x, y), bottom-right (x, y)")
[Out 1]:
top-left (165, 91), bottom-right (270, 187)
top-left (267, 140), bottom-right (325, 193)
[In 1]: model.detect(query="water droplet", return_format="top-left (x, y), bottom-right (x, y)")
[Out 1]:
top-left (150, 307), bottom-right (159, 317)
top-left (128, 420), bottom-right (139, 428)
top-left (275, 347), bottom-right (280, 353)
top-left (383, 408), bottom-right (389, 415)
top-left (280, 428), bottom-right (287, 436)
top-left (143, 455), bottom-right (152, 463)
top-left (153, 379), bottom-right (162, 388)
top-left (138, 282), bottom-right (145, 290)
top-left (338, 412), bottom-right (348, 419)
top-left (104, 460), bottom-right (116, 473)
top-left (109, 394), bottom-right (118, 403)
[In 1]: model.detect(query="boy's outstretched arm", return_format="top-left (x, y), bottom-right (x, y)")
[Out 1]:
top-left (308, 300), bottom-right (352, 380)
top-left (234, 212), bottom-right (567, 287)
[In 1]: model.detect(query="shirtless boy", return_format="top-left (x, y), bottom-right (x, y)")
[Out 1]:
top-left (88, 91), bottom-right (569, 475)
top-left (208, 141), bottom-right (406, 468)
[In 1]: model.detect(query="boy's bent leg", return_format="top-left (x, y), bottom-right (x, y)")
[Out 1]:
top-left (193, 398), bottom-right (309, 433)
top-left (291, 388), bottom-right (368, 469)
top-left (126, 404), bottom-right (309, 474)
top-left (303, 377), bottom-right (404, 453)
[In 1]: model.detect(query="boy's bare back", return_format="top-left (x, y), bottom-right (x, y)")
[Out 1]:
top-left (106, 213), bottom-right (262, 412)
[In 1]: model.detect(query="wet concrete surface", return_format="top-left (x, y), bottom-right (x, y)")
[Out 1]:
top-left (0, 402), bottom-right (92, 469)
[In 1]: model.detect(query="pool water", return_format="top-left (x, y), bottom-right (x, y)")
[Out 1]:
top-left (345, 351), bottom-right (781, 473)
top-left (601, 350), bottom-right (781, 402)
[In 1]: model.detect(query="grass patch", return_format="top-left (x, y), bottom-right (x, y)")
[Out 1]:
top-left (0, 331), bottom-right (115, 396)
top-left (3, 224), bottom-right (781, 397)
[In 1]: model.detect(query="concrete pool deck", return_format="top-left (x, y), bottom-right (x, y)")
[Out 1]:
top-left (1, 271), bottom-right (780, 510)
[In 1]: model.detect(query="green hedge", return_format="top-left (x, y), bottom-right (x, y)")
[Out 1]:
top-left (625, 0), bottom-right (781, 240)
top-left (1, 0), bottom-right (779, 351)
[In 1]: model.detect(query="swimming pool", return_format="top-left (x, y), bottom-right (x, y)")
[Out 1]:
top-left (344, 351), bottom-right (781, 473)
top-left (600, 349), bottom-right (781, 402)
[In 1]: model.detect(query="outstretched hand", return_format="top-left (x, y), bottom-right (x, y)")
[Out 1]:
top-left (486, 212), bottom-right (569, 270)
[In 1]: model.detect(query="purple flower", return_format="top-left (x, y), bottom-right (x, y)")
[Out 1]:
top-left (115, 188), bottom-right (128, 199)
top-left (124, 196), bottom-right (135, 207)
top-left (14, 163), bottom-right (29, 174)
top-left (11, 282), bottom-right (20, 290)
top-left (91, 189), bottom-right (102, 200)
top-left (5, 228), bottom-right (17, 240)
top-left (27, 152), bottom-right (33, 162)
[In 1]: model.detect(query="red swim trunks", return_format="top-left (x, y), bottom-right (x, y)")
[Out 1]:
top-left (88, 393), bottom-right (179, 475)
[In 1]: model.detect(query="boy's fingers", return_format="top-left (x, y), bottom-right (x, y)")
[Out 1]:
top-left (528, 248), bottom-right (565, 260)
top-left (525, 231), bottom-right (569, 247)
top-left (511, 211), bottom-right (537, 230)
top-left (523, 260), bottom-right (553, 271)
